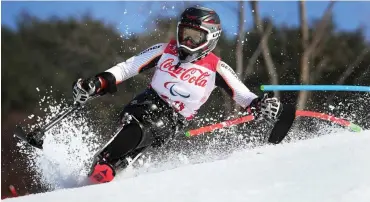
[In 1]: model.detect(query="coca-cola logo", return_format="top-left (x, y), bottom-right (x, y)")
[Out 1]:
top-left (159, 58), bottom-right (210, 87)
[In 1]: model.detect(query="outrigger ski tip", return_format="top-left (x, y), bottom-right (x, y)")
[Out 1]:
top-left (13, 102), bottom-right (86, 150)
top-left (14, 126), bottom-right (44, 149)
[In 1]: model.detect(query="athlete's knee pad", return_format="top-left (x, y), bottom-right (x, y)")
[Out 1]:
top-left (131, 122), bottom-right (155, 149)
top-left (120, 112), bottom-right (155, 149)
top-left (119, 88), bottom-right (186, 149)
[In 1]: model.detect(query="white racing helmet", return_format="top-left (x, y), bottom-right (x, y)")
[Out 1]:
top-left (177, 6), bottom-right (222, 63)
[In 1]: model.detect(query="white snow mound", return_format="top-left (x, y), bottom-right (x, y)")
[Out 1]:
top-left (7, 130), bottom-right (370, 202)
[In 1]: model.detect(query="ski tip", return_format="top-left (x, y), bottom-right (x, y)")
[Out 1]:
top-left (14, 126), bottom-right (44, 149)
top-left (89, 163), bottom-right (115, 184)
top-left (260, 85), bottom-right (265, 91)
top-left (185, 131), bottom-right (191, 137)
top-left (14, 126), bottom-right (27, 140)
top-left (9, 185), bottom-right (18, 197)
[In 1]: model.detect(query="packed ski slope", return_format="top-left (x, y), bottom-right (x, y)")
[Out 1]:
top-left (8, 129), bottom-right (370, 202)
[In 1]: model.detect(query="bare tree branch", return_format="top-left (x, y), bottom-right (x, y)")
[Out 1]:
top-left (306, 1), bottom-right (335, 57)
top-left (297, 0), bottom-right (310, 110)
top-left (297, 0), bottom-right (335, 110)
top-left (301, 1), bottom-right (335, 83)
top-left (312, 57), bottom-right (329, 82)
top-left (355, 66), bottom-right (370, 84)
top-left (235, 1), bottom-right (245, 78)
top-left (336, 47), bottom-right (370, 85)
top-left (326, 47), bottom-right (369, 104)
top-left (250, 0), bottom-right (279, 97)
top-left (300, 0), bottom-right (309, 50)
top-left (245, 23), bottom-right (273, 77)
top-left (232, 1), bottom-right (246, 114)
top-left (311, 33), bottom-right (329, 60)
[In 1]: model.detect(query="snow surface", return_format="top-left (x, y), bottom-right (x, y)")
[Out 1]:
top-left (8, 130), bottom-right (370, 202)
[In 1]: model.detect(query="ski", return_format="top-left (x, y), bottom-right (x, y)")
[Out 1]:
top-left (13, 103), bottom-right (84, 149)
top-left (13, 96), bottom-right (100, 149)
top-left (14, 126), bottom-right (44, 149)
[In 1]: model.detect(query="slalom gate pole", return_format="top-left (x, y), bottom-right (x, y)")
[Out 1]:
top-left (185, 110), bottom-right (362, 137)
top-left (185, 115), bottom-right (254, 137)
top-left (260, 85), bottom-right (370, 92)
top-left (296, 111), bottom-right (362, 132)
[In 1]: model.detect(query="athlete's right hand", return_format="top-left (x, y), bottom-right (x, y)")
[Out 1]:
top-left (72, 78), bottom-right (97, 105)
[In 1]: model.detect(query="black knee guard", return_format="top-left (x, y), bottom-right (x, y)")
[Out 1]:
top-left (90, 119), bottom-right (151, 174)
top-left (115, 87), bottom-right (188, 155)
top-left (120, 112), bottom-right (155, 149)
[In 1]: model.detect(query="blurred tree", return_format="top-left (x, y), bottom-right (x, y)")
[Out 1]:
top-left (233, 1), bottom-right (246, 114)
top-left (250, 1), bottom-right (279, 98)
top-left (297, 1), bottom-right (335, 110)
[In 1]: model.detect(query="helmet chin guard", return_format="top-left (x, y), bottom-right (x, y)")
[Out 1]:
top-left (176, 6), bottom-right (222, 63)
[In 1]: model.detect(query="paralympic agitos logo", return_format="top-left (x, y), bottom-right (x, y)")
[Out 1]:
top-left (164, 82), bottom-right (190, 98)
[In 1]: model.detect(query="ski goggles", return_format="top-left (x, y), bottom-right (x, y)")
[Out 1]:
top-left (177, 23), bottom-right (221, 51)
